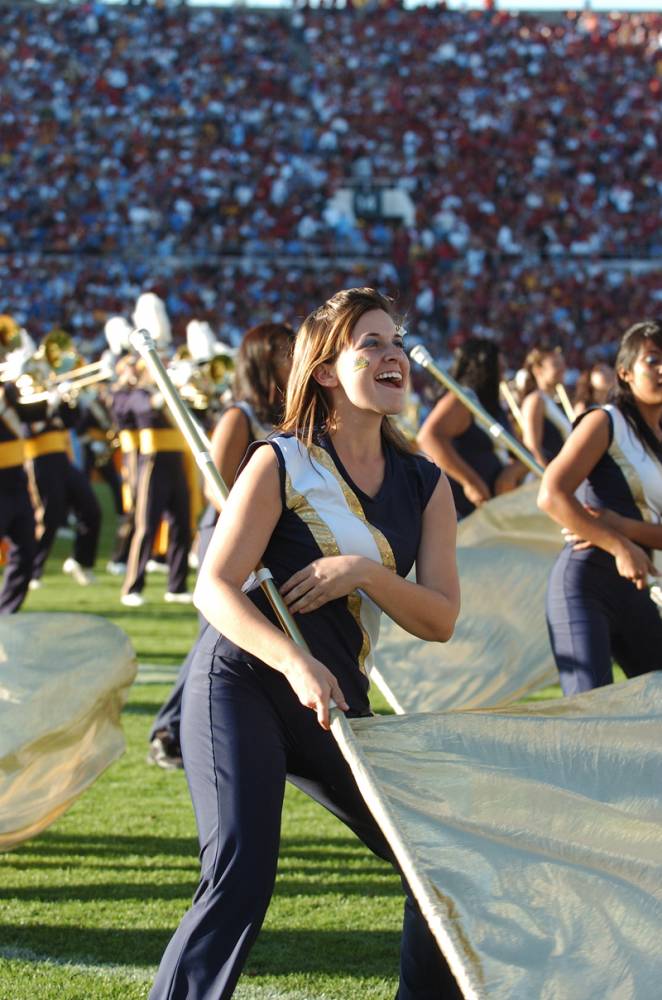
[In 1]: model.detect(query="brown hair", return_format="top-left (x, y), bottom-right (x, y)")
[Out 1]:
top-left (279, 287), bottom-right (413, 454)
top-left (521, 343), bottom-right (563, 398)
top-left (232, 322), bottom-right (295, 426)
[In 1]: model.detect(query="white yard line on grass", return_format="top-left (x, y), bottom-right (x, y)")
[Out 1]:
top-left (136, 663), bottom-right (180, 684)
top-left (0, 947), bottom-right (333, 998)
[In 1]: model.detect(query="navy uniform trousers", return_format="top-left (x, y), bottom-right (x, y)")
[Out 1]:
top-left (546, 548), bottom-right (662, 695)
top-left (84, 446), bottom-right (134, 566)
top-left (122, 451), bottom-right (190, 597)
top-left (0, 475), bottom-right (35, 613)
top-left (149, 519), bottom-right (216, 746)
top-left (149, 628), bottom-right (463, 1000)
top-left (32, 451), bottom-right (101, 579)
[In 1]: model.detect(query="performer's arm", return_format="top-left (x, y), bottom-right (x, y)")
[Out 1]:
top-left (204, 407), bottom-right (251, 509)
top-left (580, 508), bottom-right (662, 552)
top-left (537, 409), bottom-right (656, 588)
top-left (194, 445), bottom-right (348, 729)
top-left (281, 475), bottom-right (461, 643)
top-left (493, 458), bottom-right (528, 495)
top-left (417, 394), bottom-right (490, 506)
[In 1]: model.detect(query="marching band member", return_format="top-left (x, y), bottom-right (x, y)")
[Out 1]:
top-left (149, 288), bottom-right (461, 1000)
top-left (520, 344), bottom-right (572, 466)
top-left (23, 331), bottom-right (101, 588)
top-left (148, 321), bottom-right (294, 769)
top-left (119, 367), bottom-right (191, 606)
top-left (417, 338), bottom-right (526, 519)
top-left (120, 293), bottom-right (192, 606)
top-left (538, 320), bottom-right (662, 694)
top-left (0, 316), bottom-right (40, 612)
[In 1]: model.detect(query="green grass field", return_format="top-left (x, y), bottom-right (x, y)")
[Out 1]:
top-left (0, 484), bottom-right (564, 1000)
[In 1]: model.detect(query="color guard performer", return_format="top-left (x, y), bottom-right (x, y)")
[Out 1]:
top-left (538, 320), bottom-right (662, 694)
top-left (520, 344), bottom-right (572, 467)
top-left (417, 338), bottom-right (526, 519)
top-left (148, 321), bottom-right (294, 769)
top-left (149, 288), bottom-right (462, 1000)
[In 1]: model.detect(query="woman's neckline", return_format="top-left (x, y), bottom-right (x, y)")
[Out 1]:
top-left (323, 434), bottom-right (391, 503)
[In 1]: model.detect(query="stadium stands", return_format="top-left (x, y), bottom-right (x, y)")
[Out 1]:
top-left (1, 3), bottom-right (660, 360)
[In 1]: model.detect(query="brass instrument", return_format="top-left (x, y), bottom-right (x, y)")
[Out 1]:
top-left (12, 329), bottom-right (114, 403)
top-left (0, 315), bottom-right (22, 356)
top-left (169, 349), bottom-right (235, 413)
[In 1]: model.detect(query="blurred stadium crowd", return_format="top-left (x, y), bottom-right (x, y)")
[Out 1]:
top-left (1, 2), bottom-right (661, 363)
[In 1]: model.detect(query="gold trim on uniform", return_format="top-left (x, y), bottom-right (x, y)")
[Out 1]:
top-left (610, 440), bottom-right (654, 524)
top-left (122, 455), bottom-right (155, 595)
top-left (0, 439), bottom-right (25, 468)
top-left (138, 428), bottom-right (186, 454)
top-left (285, 470), bottom-right (372, 674)
top-left (119, 430), bottom-right (140, 453)
top-left (309, 443), bottom-right (397, 572)
top-left (24, 431), bottom-right (70, 460)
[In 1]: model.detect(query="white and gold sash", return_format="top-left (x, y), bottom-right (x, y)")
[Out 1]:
top-left (275, 436), bottom-right (395, 675)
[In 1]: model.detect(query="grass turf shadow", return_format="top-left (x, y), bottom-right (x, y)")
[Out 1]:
top-left (0, 924), bottom-right (401, 978)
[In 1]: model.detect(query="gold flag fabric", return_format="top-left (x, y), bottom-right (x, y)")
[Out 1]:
top-left (0, 613), bottom-right (136, 850)
top-left (332, 673), bottom-right (662, 999)
top-left (371, 482), bottom-right (564, 714)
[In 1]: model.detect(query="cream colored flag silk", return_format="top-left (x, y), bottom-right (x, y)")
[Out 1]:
top-left (371, 482), bottom-right (563, 714)
top-left (0, 613), bottom-right (136, 850)
top-left (332, 672), bottom-right (662, 999)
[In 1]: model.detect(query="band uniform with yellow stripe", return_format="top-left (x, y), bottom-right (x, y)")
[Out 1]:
top-left (120, 386), bottom-right (191, 601)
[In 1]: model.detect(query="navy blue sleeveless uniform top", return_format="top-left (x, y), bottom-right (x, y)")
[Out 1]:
top-left (448, 407), bottom-right (512, 519)
top-left (541, 419), bottom-right (565, 465)
top-left (563, 406), bottom-right (662, 570)
top-left (198, 402), bottom-right (272, 532)
top-left (211, 432), bottom-right (441, 716)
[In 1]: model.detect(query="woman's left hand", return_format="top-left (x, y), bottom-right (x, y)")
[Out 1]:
top-left (280, 555), bottom-right (366, 613)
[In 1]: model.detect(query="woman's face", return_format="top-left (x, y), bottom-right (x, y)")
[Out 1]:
top-left (535, 351), bottom-right (565, 388)
top-left (333, 309), bottom-right (409, 415)
top-left (621, 339), bottom-right (662, 407)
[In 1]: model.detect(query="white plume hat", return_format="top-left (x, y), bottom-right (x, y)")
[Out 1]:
top-left (133, 293), bottom-right (172, 346)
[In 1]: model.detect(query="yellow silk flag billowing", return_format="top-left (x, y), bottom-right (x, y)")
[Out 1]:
top-left (371, 482), bottom-right (563, 714)
top-left (332, 672), bottom-right (662, 999)
top-left (0, 613), bottom-right (136, 850)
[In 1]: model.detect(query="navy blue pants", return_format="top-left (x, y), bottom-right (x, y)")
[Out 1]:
top-left (149, 630), bottom-right (462, 1000)
top-left (546, 548), bottom-right (662, 695)
top-left (0, 477), bottom-right (36, 613)
top-left (122, 452), bottom-right (190, 596)
top-left (149, 519), bottom-right (216, 745)
top-left (32, 451), bottom-right (101, 578)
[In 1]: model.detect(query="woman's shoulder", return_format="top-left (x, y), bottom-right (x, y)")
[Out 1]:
top-left (391, 443), bottom-right (442, 507)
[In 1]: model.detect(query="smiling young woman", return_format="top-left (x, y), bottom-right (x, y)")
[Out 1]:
top-left (538, 320), bottom-right (662, 694)
top-left (148, 287), bottom-right (462, 1000)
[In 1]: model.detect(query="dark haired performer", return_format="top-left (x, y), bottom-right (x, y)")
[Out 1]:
top-left (149, 288), bottom-right (462, 999)
top-left (538, 320), bottom-right (662, 694)
top-left (417, 337), bottom-right (526, 519)
top-left (147, 322), bottom-right (294, 769)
